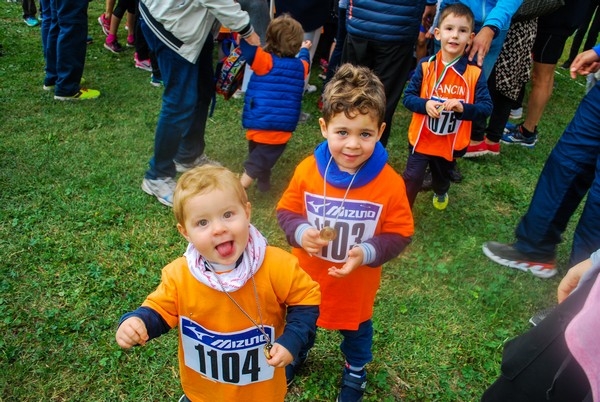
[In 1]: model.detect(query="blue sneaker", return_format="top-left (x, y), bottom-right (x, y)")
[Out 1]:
top-left (24, 17), bottom-right (39, 27)
top-left (503, 121), bottom-right (518, 134)
top-left (337, 366), bottom-right (367, 402)
top-left (501, 124), bottom-right (537, 148)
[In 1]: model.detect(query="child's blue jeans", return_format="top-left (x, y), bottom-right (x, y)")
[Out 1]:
top-left (299, 319), bottom-right (374, 368)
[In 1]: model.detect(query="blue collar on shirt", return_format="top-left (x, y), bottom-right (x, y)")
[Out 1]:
top-left (314, 140), bottom-right (388, 189)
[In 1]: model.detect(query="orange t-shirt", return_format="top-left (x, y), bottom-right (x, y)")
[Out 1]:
top-left (142, 246), bottom-right (320, 401)
top-left (277, 156), bottom-right (414, 330)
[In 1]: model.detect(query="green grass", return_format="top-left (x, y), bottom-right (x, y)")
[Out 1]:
top-left (0, 3), bottom-right (591, 401)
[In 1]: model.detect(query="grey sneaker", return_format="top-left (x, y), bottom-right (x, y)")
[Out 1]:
top-left (298, 111), bottom-right (311, 124)
top-left (142, 177), bottom-right (176, 207)
top-left (174, 154), bottom-right (219, 173)
top-left (482, 241), bottom-right (556, 278)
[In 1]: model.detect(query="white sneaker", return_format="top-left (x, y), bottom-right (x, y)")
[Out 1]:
top-left (305, 84), bottom-right (317, 94)
top-left (232, 90), bottom-right (245, 99)
top-left (142, 177), bottom-right (176, 207)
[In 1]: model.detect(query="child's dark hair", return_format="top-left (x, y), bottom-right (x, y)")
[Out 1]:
top-left (263, 14), bottom-right (304, 58)
top-left (321, 64), bottom-right (386, 125)
top-left (439, 3), bottom-right (475, 31)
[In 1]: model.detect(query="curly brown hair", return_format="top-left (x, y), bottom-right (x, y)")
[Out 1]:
top-left (263, 14), bottom-right (304, 58)
top-left (321, 63), bottom-right (386, 125)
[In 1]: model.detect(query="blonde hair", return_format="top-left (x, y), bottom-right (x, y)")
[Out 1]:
top-left (321, 64), bottom-right (386, 125)
top-left (263, 14), bottom-right (304, 58)
top-left (173, 165), bottom-right (248, 225)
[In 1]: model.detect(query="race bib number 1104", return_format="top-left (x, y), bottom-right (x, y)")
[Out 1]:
top-left (180, 316), bottom-right (275, 385)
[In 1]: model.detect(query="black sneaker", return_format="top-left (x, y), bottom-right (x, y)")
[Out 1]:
top-left (420, 168), bottom-right (432, 192)
top-left (482, 241), bottom-right (556, 278)
top-left (337, 366), bottom-right (367, 402)
top-left (285, 351), bottom-right (308, 387)
top-left (449, 166), bottom-right (463, 183)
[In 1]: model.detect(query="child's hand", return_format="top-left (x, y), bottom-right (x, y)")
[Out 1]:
top-left (301, 228), bottom-right (330, 255)
top-left (426, 100), bottom-right (443, 118)
top-left (266, 343), bottom-right (293, 368)
top-left (328, 246), bottom-right (364, 278)
top-left (302, 40), bottom-right (312, 50)
top-left (443, 99), bottom-right (464, 113)
top-left (116, 317), bottom-right (149, 348)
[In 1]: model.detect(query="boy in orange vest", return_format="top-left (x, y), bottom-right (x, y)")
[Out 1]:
top-left (403, 3), bottom-right (492, 210)
top-left (277, 64), bottom-right (414, 401)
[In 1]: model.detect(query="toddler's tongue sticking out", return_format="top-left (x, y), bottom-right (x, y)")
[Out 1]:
top-left (216, 241), bottom-right (234, 258)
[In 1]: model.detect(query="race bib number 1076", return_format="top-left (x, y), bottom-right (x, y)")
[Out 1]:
top-left (180, 317), bottom-right (275, 385)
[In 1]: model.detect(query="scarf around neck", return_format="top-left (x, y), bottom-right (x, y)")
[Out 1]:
top-left (314, 140), bottom-right (388, 189)
top-left (184, 224), bottom-right (267, 292)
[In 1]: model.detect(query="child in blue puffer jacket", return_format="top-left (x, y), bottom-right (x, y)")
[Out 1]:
top-left (239, 14), bottom-right (311, 193)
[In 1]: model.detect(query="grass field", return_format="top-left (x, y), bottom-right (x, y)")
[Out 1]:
top-left (0, 3), bottom-right (592, 401)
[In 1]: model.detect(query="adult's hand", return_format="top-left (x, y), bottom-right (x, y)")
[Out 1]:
top-left (557, 258), bottom-right (593, 303)
top-left (467, 26), bottom-right (494, 67)
top-left (422, 4), bottom-right (436, 32)
top-left (243, 31), bottom-right (261, 47)
top-left (570, 48), bottom-right (600, 78)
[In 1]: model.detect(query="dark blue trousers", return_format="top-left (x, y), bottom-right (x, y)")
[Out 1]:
top-left (43, 0), bottom-right (88, 96)
top-left (515, 81), bottom-right (600, 266)
top-left (141, 19), bottom-right (213, 179)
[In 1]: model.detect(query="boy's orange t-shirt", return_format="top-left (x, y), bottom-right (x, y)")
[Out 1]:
top-left (277, 155), bottom-right (414, 330)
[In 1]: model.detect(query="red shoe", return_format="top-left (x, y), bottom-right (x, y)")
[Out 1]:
top-left (464, 141), bottom-right (488, 158)
top-left (486, 141), bottom-right (500, 155)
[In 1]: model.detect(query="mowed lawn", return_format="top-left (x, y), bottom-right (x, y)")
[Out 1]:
top-left (0, 2), bottom-right (592, 401)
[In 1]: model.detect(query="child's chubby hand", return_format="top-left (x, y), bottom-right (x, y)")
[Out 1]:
top-left (116, 317), bottom-right (149, 348)
top-left (301, 227), bottom-right (330, 255)
top-left (425, 100), bottom-right (443, 118)
top-left (266, 343), bottom-right (293, 368)
top-left (328, 246), bottom-right (364, 278)
top-left (302, 40), bottom-right (312, 50)
top-left (443, 99), bottom-right (464, 113)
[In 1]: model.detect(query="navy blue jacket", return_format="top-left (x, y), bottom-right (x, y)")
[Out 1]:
top-left (346, 0), bottom-right (433, 44)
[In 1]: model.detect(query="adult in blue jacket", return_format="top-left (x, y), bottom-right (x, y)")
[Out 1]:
top-left (440, 0), bottom-right (522, 78)
top-left (342, 0), bottom-right (437, 147)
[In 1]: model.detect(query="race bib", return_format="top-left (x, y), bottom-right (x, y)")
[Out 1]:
top-left (427, 96), bottom-right (461, 136)
top-left (180, 316), bottom-right (275, 385)
top-left (305, 192), bottom-right (382, 263)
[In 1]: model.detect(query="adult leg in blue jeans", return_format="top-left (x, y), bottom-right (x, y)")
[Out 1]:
top-left (483, 81), bottom-right (600, 277)
top-left (44, 0), bottom-right (97, 99)
top-left (141, 19), bottom-right (214, 181)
